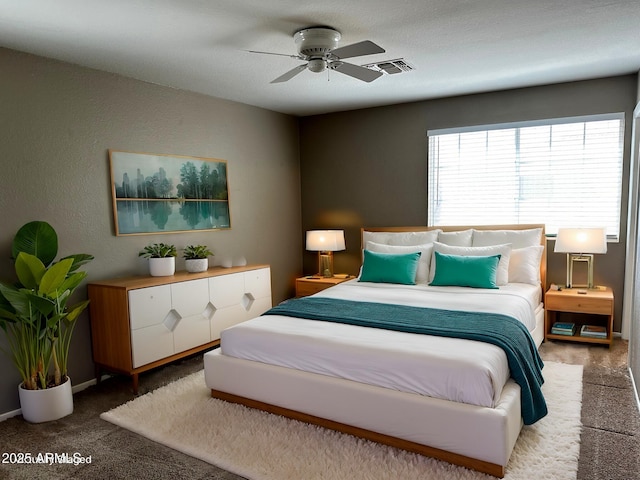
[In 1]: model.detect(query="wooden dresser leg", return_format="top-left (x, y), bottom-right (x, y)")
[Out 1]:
top-left (132, 373), bottom-right (139, 395)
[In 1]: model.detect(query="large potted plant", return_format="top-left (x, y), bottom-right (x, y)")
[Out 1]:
top-left (139, 243), bottom-right (177, 276)
top-left (0, 221), bottom-right (93, 423)
top-left (183, 244), bottom-right (213, 273)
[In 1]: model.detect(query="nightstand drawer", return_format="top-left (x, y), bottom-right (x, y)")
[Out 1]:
top-left (296, 281), bottom-right (333, 297)
top-left (295, 276), bottom-right (353, 297)
top-left (545, 294), bottom-right (612, 315)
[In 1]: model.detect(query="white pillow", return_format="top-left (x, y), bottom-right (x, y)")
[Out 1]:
top-left (429, 242), bottom-right (512, 286)
top-left (362, 230), bottom-right (440, 247)
top-left (365, 241), bottom-right (433, 284)
top-left (509, 245), bottom-right (543, 285)
top-left (437, 229), bottom-right (473, 246)
top-left (472, 228), bottom-right (543, 249)
top-left (387, 230), bottom-right (440, 246)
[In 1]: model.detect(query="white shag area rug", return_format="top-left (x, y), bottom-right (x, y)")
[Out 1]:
top-left (101, 361), bottom-right (582, 480)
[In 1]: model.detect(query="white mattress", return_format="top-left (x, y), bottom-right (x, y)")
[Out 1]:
top-left (220, 280), bottom-right (542, 409)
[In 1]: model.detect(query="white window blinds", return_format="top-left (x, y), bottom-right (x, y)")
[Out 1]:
top-left (427, 113), bottom-right (624, 239)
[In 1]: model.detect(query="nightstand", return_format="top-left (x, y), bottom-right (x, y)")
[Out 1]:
top-left (544, 287), bottom-right (614, 347)
top-left (295, 275), bottom-right (353, 297)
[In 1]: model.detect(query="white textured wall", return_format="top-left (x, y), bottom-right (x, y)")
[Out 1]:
top-left (0, 48), bottom-right (302, 414)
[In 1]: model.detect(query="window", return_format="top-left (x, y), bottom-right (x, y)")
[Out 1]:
top-left (427, 113), bottom-right (624, 239)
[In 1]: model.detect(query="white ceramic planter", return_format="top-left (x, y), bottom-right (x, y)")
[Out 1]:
top-left (149, 257), bottom-right (175, 277)
top-left (185, 258), bottom-right (208, 273)
top-left (19, 377), bottom-right (73, 423)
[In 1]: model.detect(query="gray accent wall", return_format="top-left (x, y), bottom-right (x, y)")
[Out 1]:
top-left (300, 75), bottom-right (638, 335)
top-left (0, 48), bottom-right (302, 414)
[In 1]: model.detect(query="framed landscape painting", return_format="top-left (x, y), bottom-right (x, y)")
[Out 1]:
top-left (109, 150), bottom-right (231, 236)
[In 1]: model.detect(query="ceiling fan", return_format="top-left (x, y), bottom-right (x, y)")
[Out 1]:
top-left (249, 27), bottom-right (386, 84)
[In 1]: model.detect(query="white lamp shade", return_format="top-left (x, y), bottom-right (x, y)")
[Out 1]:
top-left (306, 230), bottom-right (346, 252)
top-left (554, 228), bottom-right (607, 254)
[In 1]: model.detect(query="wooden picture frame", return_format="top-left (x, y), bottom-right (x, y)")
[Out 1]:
top-left (109, 150), bottom-right (231, 236)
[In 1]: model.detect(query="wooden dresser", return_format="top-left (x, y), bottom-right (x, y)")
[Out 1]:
top-left (88, 264), bottom-right (271, 392)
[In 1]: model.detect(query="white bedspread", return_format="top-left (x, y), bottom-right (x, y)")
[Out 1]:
top-left (220, 280), bottom-right (541, 408)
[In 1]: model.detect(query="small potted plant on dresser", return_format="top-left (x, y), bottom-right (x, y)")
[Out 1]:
top-left (0, 220), bottom-right (93, 423)
top-left (139, 243), bottom-right (177, 277)
top-left (183, 244), bottom-right (213, 273)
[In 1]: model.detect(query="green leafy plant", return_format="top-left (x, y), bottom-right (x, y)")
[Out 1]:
top-left (0, 221), bottom-right (93, 390)
top-left (138, 243), bottom-right (177, 258)
top-left (183, 245), bottom-right (213, 260)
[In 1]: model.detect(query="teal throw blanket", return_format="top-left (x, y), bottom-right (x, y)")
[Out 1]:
top-left (263, 297), bottom-right (547, 425)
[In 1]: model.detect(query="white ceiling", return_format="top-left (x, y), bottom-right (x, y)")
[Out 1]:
top-left (1, 0), bottom-right (639, 117)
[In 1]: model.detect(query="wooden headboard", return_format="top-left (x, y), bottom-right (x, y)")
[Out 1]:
top-left (361, 224), bottom-right (546, 292)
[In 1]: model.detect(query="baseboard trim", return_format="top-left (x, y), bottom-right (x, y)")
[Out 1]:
top-left (0, 408), bottom-right (22, 422)
top-left (629, 367), bottom-right (640, 415)
top-left (0, 374), bottom-right (111, 422)
top-left (72, 376), bottom-right (101, 394)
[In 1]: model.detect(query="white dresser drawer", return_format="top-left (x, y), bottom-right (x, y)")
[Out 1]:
top-left (171, 278), bottom-right (210, 318)
top-left (209, 272), bottom-right (245, 309)
top-left (244, 267), bottom-right (271, 300)
top-left (128, 285), bottom-right (172, 330)
top-left (131, 324), bottom-right (174, 368)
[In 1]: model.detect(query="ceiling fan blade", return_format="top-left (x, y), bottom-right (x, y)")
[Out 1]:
top-left (331, 40), bottom-right (385, 59)
top-left (271, 64), bottom-right (308, 83)
top-left (331, 62), bottom-right (383, 83)
top-left (247, 50), bottom-right (301, 59)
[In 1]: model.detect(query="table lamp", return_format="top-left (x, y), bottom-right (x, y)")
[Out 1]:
top-left (306, 230), bottom-right (346, 278)
top-left (554, 227), bottom-right (607, 289)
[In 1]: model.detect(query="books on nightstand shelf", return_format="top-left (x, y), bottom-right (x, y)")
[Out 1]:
top-left (580, 325), bottom-right (607, 338)
top-left (551, 322), bottom-right (576, 336)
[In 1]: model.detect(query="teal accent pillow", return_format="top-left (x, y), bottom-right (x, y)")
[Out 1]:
top-left (359, 250), bottom-right (421, 285)
top-left (430, 252), bottom-right (501, 289)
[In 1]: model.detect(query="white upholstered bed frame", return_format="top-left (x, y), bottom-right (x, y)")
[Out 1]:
top-left (204, 224), bottom-right (546, 478)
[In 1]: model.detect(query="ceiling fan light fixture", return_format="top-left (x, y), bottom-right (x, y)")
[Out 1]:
top-left (255, 26), bottom-right (385, 84)
top-left (307, 58), bottom-right (326, 73)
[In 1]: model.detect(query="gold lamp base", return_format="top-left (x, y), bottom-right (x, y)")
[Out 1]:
top-left (318, 251), bottom-right (334, 278)
top-left (566, 253), bottom-right (595, 289)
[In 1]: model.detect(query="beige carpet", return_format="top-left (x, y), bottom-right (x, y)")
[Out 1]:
top-left (101, 361), bottom-right (582, 480)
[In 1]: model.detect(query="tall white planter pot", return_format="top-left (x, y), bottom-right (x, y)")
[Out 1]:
top-left (19, 377), bottom-right (73, 423)
top-left (185, 258), bottom-right (208, 273)
top-left (149, 257), bottom-right (175, 277)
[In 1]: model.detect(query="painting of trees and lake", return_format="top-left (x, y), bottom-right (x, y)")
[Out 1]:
top-left (109, 150), bottom-right (231, 235)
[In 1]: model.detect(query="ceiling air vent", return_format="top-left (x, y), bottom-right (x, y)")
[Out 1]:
top-left (362, 58), bottom-right (415, 75)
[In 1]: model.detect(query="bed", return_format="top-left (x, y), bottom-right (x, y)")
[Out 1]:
top-left (204, 224), bottom-right (547, 477)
